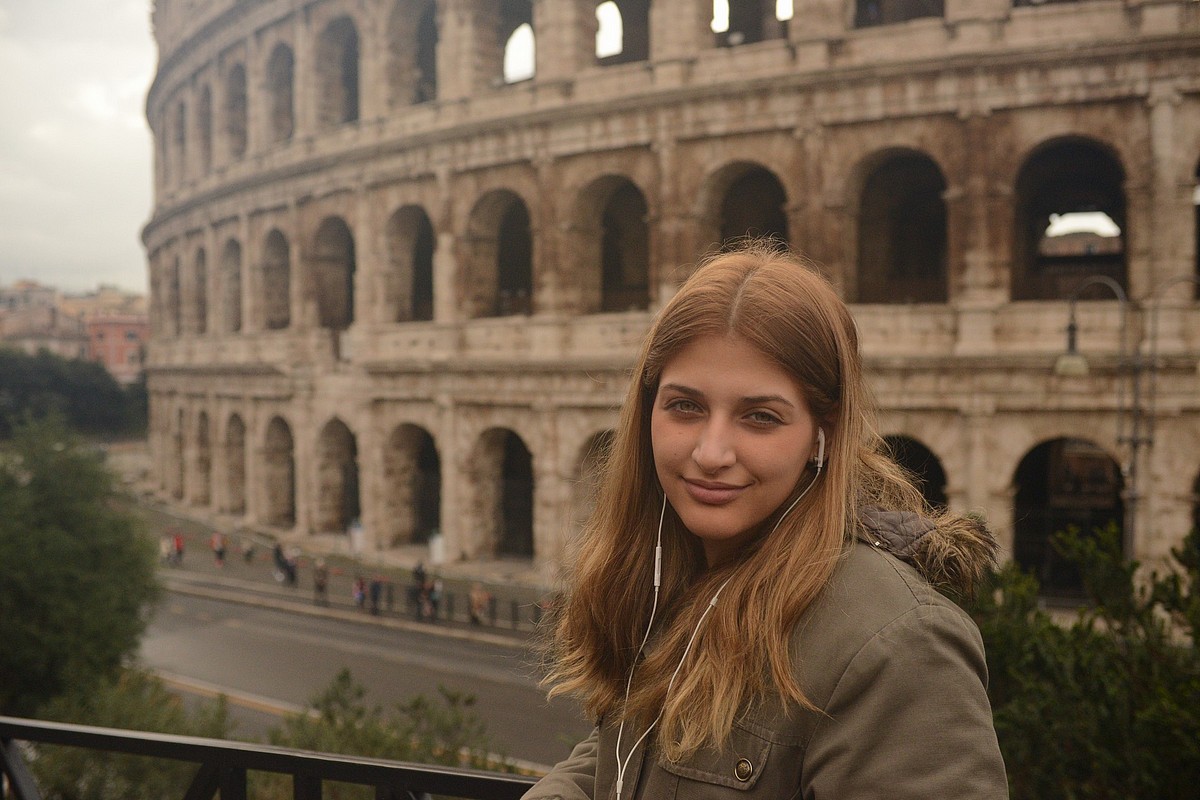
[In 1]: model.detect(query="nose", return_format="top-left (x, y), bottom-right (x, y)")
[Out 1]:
top-left (692, 419), bottom-right (736, 473)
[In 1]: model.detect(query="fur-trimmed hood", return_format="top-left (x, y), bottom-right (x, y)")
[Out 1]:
top-left (857, 507), bottom-right (998, 598)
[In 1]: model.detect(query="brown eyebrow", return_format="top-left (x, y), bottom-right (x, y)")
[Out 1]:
top-left (658, 384), bottom-right (796, 409)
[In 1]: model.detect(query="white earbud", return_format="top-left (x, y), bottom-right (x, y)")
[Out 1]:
top-left (812, 428), bottom-right (825, 469)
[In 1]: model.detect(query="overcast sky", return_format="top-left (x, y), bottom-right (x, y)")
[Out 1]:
top-left (0, 0), bottom-right (155, 294)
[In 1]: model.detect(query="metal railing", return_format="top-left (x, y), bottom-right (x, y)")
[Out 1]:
top-left (0, 716), bottom-right (537, 800)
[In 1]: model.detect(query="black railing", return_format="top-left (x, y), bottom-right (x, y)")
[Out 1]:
top-left (0, 716), bottom-right (536, 800)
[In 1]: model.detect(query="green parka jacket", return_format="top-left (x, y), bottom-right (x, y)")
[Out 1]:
top-left (523, 508), bottom-right (1009, 800)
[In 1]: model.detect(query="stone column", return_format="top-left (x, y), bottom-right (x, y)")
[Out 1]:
top-left (532, 0), bottom-right (595, 82)
top-left (293, 10), bottom-right (316, 141)
top-left (1146, 81), bottom-right (1190, 294)
top-left (649, 0), bottom-right (711, 86)
top-left (433, 167), bottom-right (460, 323)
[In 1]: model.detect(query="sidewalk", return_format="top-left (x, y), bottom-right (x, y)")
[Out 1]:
top-left (138, 499), bottom-right (561, 645)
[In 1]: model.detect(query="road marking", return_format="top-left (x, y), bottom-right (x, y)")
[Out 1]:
top-left (154, 670), bottom-right (313, 718)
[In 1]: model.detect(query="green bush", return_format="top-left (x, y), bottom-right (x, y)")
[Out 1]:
top-left (30, 669), bottom-right (229, 800)
top-left (968, 523), bottom-right (1200, 800)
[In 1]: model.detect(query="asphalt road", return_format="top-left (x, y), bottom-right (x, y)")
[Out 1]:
top-left (140, 591), bottom-right (592, 770)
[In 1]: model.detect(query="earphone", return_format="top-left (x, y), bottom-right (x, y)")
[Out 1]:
top-left (613, 445), bottom-right (827, 800)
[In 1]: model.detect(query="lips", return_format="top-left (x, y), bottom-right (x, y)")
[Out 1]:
top-left (683, 478), bottom-right (748, 505)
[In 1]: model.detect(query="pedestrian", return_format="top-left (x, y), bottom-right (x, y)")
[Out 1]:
top-left (172, 531), bottom-right (185, 566)
top-left (469, 583), bottom-right (491, 626)
top-left (410, 561), bottom-right (427, 619)
top-left (210, 531), bottom-right (226, 567)
top-left (159, 534), bottom-right (173, 565)
top-left (353, 574), bottom-right (366, 609)
top-left (369, 575), bottom-right (383, 615)
top-left (524, 243), bottom-right (1007, 800)
top-left (313, 559), bottom-right (329, 606)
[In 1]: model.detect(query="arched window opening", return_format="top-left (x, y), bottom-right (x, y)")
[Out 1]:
top-left (596, 2), bottom-right (624, 59)
top-left (712, 1), bottom-right (789, 46)
top-left (1013, 438), bottom-right (1124, 599)
top-left (571, 431), bottom-right (614, 538)
top-left (384, 425), bottom-right (441, 547)
top-left (882, 435), bottom-right (948, 509)
top-left (172, 409), bottom-right (185, 499)
top-left (1193, 161), bottom-right (1199, 299)
top-left (264, 416), bottom-right (294, 527)
top-left (317, 17), bottom-right (360, 127)
top-left (497, 201), bottom-right (533, 316)
top-left (387, 1), bottom-right (439, 106)
top-left (224, 414), bottom-right (246, 515)
top-left (718, 165), bottom-right (789, 247)
top-left (596, 1), bottom-right (649, 64)
top-left (499, 432), bottom-right (534, 557)
top-left (386, 207), bottom-right (436, 323)
top-left (1013, 138), bottom-right (1126, 301)
top-left (193, 248), bottom-right (207, 335)
top-left (194, 412), bottom-right (211, 506)
top-left (503, 23), bottom-right (535, 84)
top-left (196, 86), bottom-right (212, 172)
top-left (168, 257), bottom-right (182, 337)
top-left (312, 217), bottom-right (356, 330)
top-left (316, 419), bottom-right (360, 535)
top-left (266, 44), bottom-right (295, 143)
top-left (224, 63), bottom-right (248, 160)
top-left (220, 239), bottom-right (242, 334)
top-left (262, 229), bottom-right (291, 330)
top-left (854, 0), bottom-right (944, 28)
top-left (601, 182), bottom-right (650, 311)
top-left (856, 152), bottom-right (948, 303)
top-left (173, 101), bottom-right (186, 181)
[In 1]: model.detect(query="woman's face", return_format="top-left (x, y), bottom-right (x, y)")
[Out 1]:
top-left (650, 334), bottom-right (820, 566)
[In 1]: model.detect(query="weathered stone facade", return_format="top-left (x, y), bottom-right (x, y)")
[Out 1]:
top-left (144, 0), bottom-right (1200, 588)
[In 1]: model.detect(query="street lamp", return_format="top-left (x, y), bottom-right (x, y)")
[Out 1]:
top-left (1057, 274), bottom-right (1200, 562)
top-left (1056, 275), bottom-right (1137, 559)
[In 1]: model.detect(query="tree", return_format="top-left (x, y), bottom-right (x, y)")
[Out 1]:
top-left (967, 523), bottom-right (1200, 800)
top-left (0, 348), bottom-right (142, 438)
top-left (0, 415), bottom-right (159, 715)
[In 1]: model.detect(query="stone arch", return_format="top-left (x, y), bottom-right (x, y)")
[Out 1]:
top-left (704, 161), bottom-right (789, 249)
top-left (596, 1), bottom-right (649, 64)
top-left (194, 411), bottom-right (211, 506)
top-left (1012, 137), bottom-right (1127, 301)
top-left (464, 190), bottom-right (533, 318)
top-left (501, 2), bottom-right (535, 84)
top-left (317, 16), bottom-right (360, 127)
top-left (855, 150), bottom-right (948, 303)
top-left (315, 418), bottom-right (360, 534)
top-left (196, 84), bottom-right (212, 172)
top-left (172, 408), bottom-right (185, 500)
top-left (224, 62), bottom-right (248, 160)
top-left (224, 413), bottom-right (246, 515)
top-left (220, 238), bottom-right (243, 334)
top-left (713, 1), bottom-right (788, 47)
top-left (573, 175), bottom-right (650, 313)
top-left (854, 0), bottom-right (944, 28)
top-left (263, 416), bottom-right (295, 528)
top-left (172, 100), bottom-right (186, 182)
top-left (387, 0), bottom-right (438, 107)
top-left (571, 430), bottom-right (614, 539)
top-left (385, 205), bottom-right (435, 322)
top-left (311, 216), bottom-right (356, 330)
top-left (262, 229), bottom-right (291, 330)
top-left (1012, 437), bottom-right (1124, 598)
top-left (382, 424), bottom-right (441, 547)
top-left (192, 247), bottom-right (207, 335)
top-left (266, 43), bottom-right (295, 144)
top-left (882, 434), bottom-right (948, 509)
top-left (168, 256), bottom-right (182, 337)
top-left (471, 428), bottom-right (534, 558)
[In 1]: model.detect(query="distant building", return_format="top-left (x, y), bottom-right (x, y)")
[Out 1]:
top-left (0, 280), bottom-right (58, 314)
top-left (87, 315), bottom-right (150, 386)
top-left (0, 305), bottom-right (88, 360)
top-left (60, 285), bottom-right (149, 320)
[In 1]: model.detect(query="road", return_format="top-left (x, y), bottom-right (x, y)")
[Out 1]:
top-left (140, 591), bottom-right (592, 770)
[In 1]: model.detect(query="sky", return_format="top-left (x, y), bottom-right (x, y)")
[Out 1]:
top-left (0, 0), bottom-right (156, 294)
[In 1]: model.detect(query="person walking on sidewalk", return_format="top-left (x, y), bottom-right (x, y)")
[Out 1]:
top-left (313, 559), bottom-right (329, 606)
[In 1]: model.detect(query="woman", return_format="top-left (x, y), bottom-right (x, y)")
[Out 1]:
top-left (526, 243), bottom-right (1008, 799)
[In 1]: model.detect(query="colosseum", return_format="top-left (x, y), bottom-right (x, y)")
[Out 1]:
top-left (143, 0), bottom-right (1200, 595)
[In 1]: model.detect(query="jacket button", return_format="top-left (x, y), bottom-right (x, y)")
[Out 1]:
top-left (734, 758), bottom-right (754, 782)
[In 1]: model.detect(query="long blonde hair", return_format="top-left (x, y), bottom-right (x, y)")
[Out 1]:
top-left (545, 242), bottom-right (926, 760)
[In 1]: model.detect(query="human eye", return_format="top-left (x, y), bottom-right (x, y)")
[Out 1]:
top-left (745, 409), bottom-right (783, 427)
top-left (663, 397), bottom-right (702, 416)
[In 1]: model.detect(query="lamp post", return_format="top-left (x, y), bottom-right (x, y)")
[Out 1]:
top-left (1056, 275), bottom-right (1137, 560)
top-left (1057, 274), bottom-right (1200, 562)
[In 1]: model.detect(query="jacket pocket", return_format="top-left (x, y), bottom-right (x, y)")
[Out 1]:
top-left (657, 723), bottom-right (774, 793)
